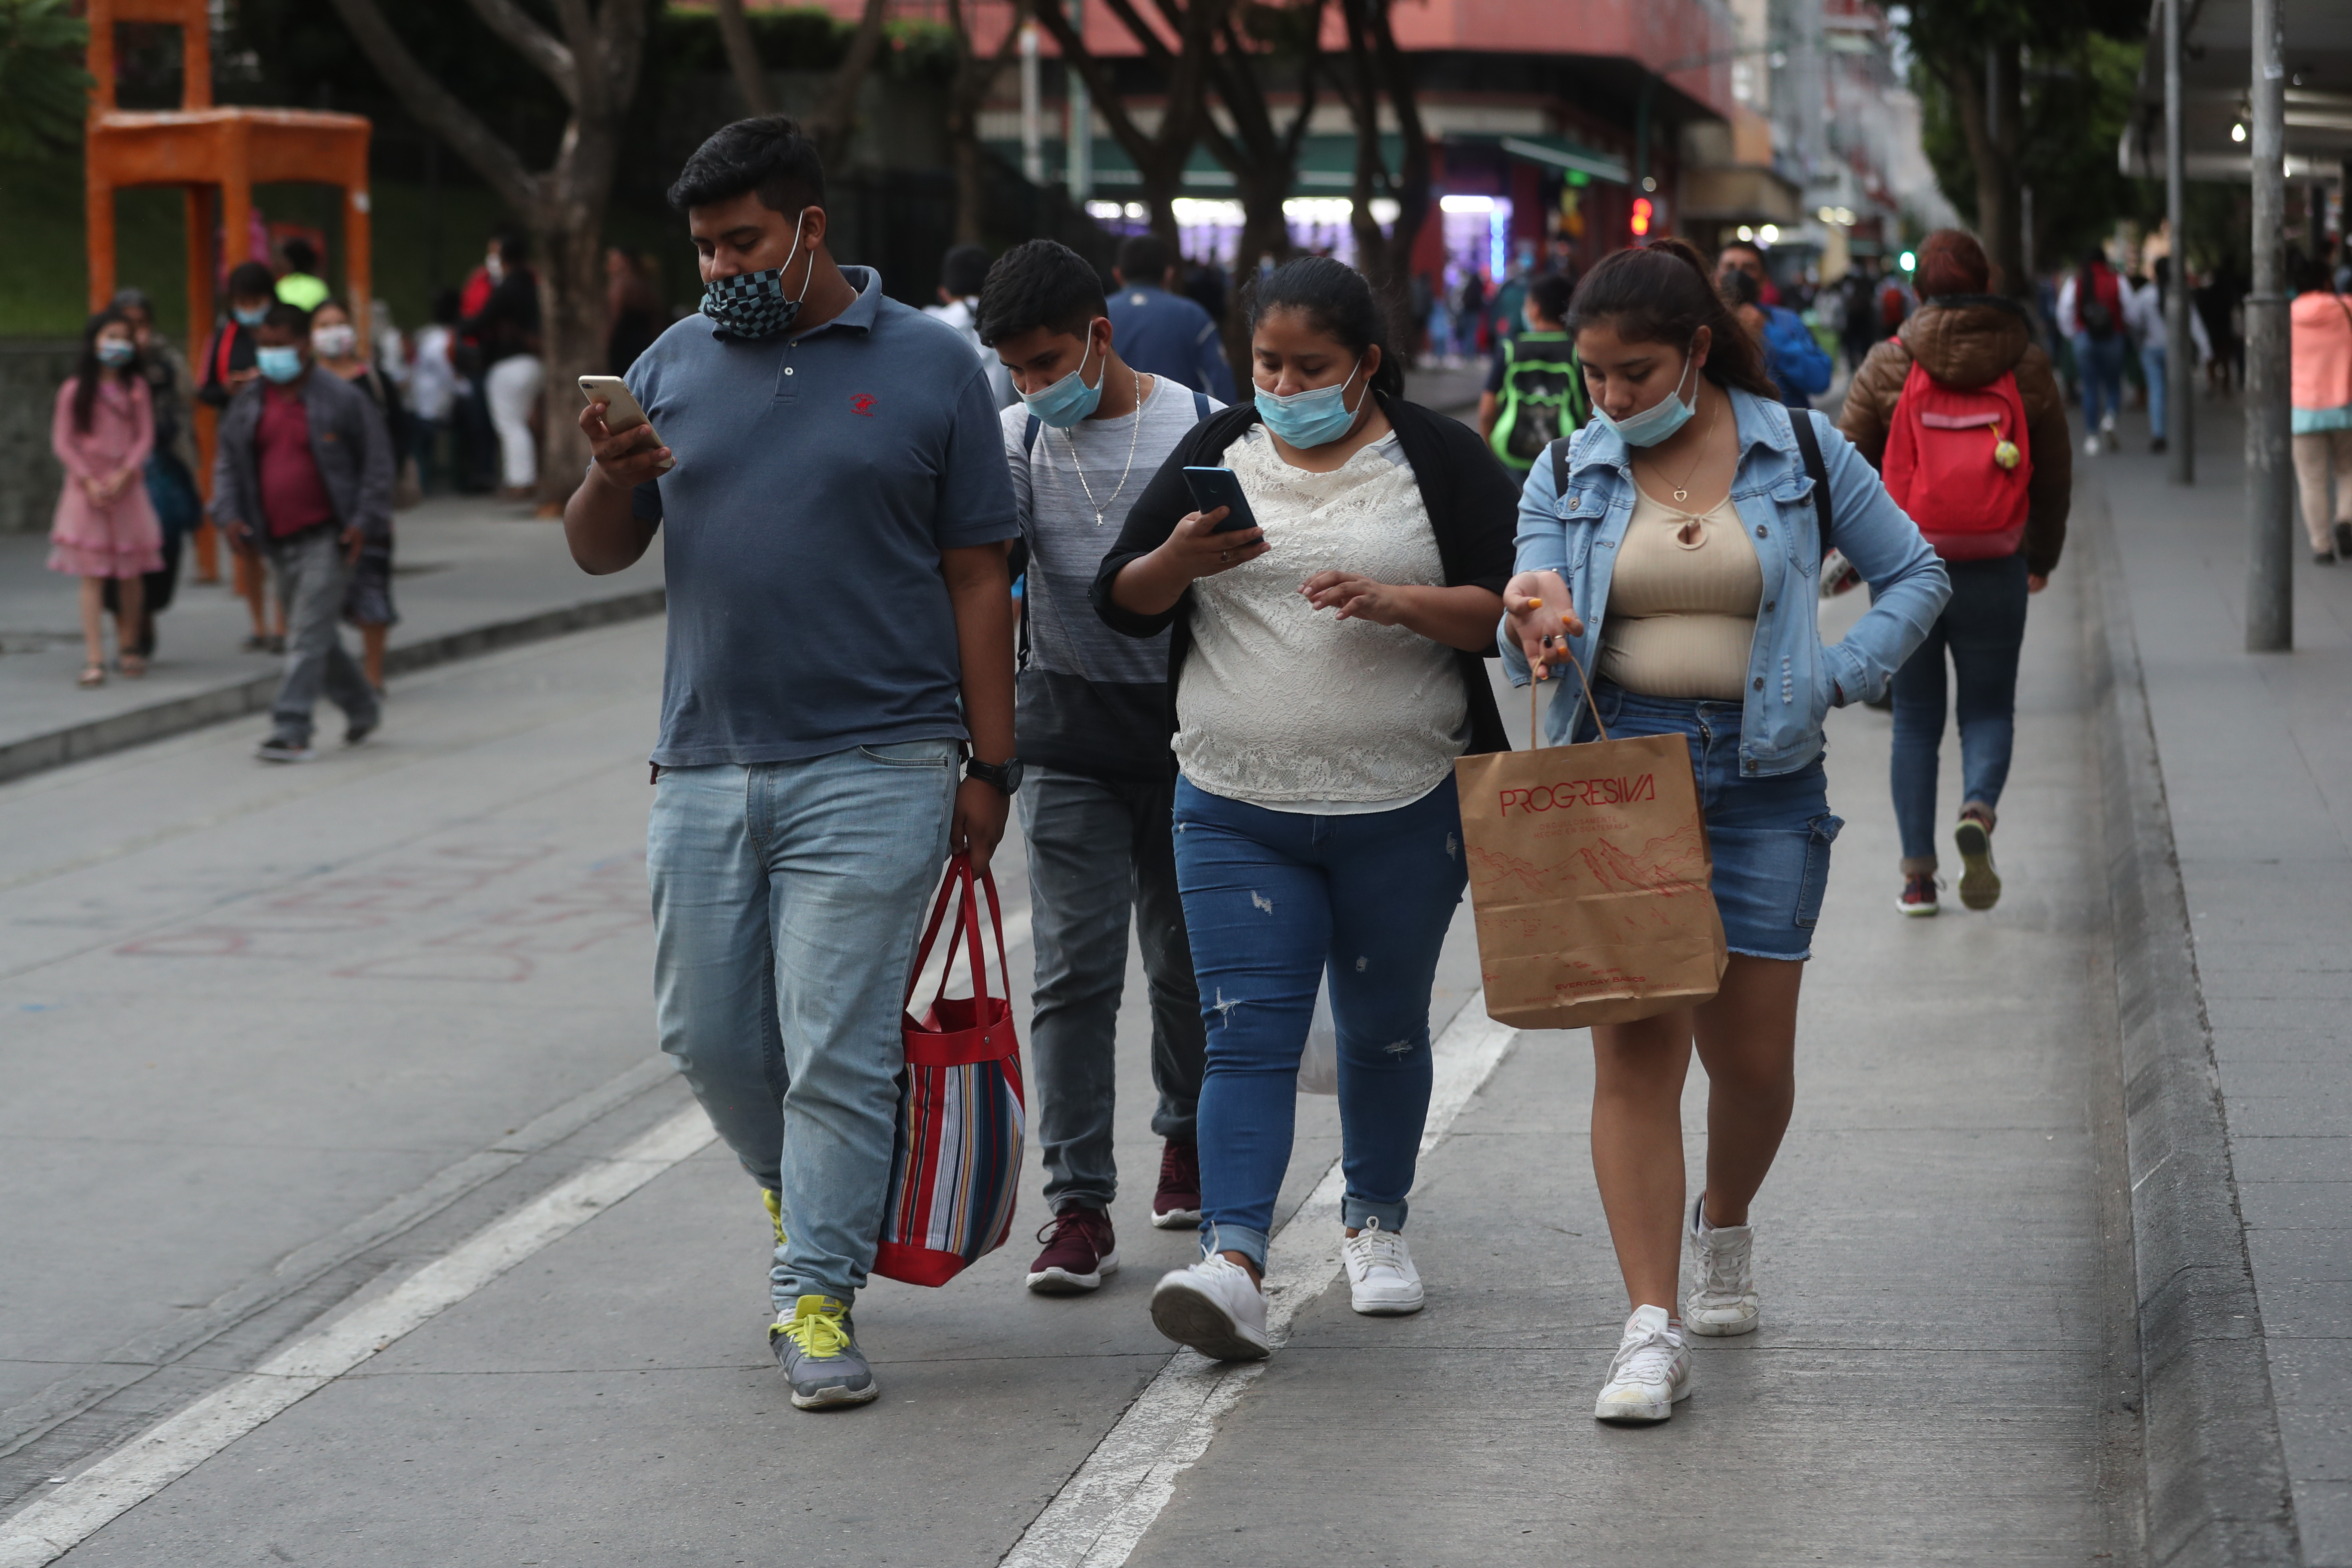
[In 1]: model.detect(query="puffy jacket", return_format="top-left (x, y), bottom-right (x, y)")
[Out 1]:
top-left (1838, 295), bottom-right (2071, 579)
top-left (1501, 389), bottom-right (1949, 775)
top-left (1760, 304), bottom-right (1833, 407)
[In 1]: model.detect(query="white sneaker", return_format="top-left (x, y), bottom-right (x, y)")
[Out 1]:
top-left (1149, 1254), bottom-right (1271, 1361)
top-left (1684, 1197), bottom-right (1760, 1336)
top-left (1594, 1304), bottom-right (1692, 1423)
top-left (2101, 409), bottom-right (2117, 436)
top-left (1340, 1218), bottom-right (1424, 1315)
top-left (2082, 433), bottom-right (2101, 456)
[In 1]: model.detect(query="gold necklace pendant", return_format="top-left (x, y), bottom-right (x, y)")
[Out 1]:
top-left (1672, 484), bottom-right (1690, 502)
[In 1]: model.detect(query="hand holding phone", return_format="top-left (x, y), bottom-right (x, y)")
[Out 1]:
top-left (1182, 467), bottom-right (1262, 536)
top-left (577, 375), bottom-right (675, 476)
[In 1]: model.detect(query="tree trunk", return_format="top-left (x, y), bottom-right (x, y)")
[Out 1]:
top-left (1948, 41), bottom-right (2026, 300)
top-left (1340, 0), bottom-right (1431, 364)
top-left (1033, 0), bottom-right (1217, 263)
top-left (808, 0), bottom-right (892, 172)
top-left (711, 0), bottom-right (775, 116)
top-left (536, 214), bottom-right (611, 508)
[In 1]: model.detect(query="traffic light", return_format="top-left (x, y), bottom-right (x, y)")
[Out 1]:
top-left (1630, 197), bottom-right (1654, 238)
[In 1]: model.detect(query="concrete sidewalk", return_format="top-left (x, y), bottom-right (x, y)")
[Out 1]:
top-left (0, 494), bottom-right (663, 783)
top-left (2097, 396), bottom-right (2352, 1566)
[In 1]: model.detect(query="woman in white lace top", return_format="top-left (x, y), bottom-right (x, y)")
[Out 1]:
top-left (1094, 257), bottom-right (1518, 1362)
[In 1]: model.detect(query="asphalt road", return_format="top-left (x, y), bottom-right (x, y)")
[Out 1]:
top-left (1, 588), bottom-right (2138, 1565)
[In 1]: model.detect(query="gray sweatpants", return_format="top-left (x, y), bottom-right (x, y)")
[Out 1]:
top-left (267, 525), bottom-right (377, 746)
top-left (1019, 765), bottom-right (1205, 1214)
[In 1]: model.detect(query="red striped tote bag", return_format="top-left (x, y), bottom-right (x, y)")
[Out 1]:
top-left (873, 853), bottom-right (1026, 1287)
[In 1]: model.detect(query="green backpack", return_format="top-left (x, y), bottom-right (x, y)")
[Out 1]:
top-left (1489, 331), bottom-right (1589, 472)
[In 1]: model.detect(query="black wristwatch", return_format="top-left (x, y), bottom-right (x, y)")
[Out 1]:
top-left (966, 756), bottom-right (1024, 796)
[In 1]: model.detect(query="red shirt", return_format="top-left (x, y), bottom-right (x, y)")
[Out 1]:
top-left (257, 382), bottom-right (337, 539)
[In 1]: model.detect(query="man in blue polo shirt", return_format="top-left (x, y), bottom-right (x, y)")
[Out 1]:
top-left (564, 116), bottom-right (1020, 1414)
top-left (1106, 233), bottom-right (1235, 401)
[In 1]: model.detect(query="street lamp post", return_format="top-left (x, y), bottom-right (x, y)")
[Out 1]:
top-left (2245, 0), bottom-right (2292, 651)
top-left (2164, 0), bottom-right (2193, 484)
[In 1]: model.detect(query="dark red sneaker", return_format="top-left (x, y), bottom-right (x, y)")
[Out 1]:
top-left (1151, 1139), bottom-right (1202, 1231)
top-left (1026, 1206), bottom-right (1119, 1294)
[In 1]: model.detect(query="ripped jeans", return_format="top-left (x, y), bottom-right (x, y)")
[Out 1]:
top-left (1171, 773), bottom-right (1468, 1270)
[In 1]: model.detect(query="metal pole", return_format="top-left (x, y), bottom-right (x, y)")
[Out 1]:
top-left (2245, 0), bottom-right (2292, 650)
top-left (1020, 21), bottom-right (1043, 186)
top-left (2164, 0), bottom-right (2193, 482)
top-left (1064, 0), bottom-right (1091, 202)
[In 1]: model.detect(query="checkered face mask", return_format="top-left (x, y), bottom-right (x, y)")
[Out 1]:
top-left (699, 213), bottom-right (810, 340)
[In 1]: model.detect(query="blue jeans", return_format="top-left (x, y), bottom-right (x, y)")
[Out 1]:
top-left (2072, 331), bottom-right (2126, 435)
top-left (2142, 343), bottom-right (2167, 443)
top-left (1889, 554), bottom-right (2030, 870)
top-left (647, 742), bottom-right (956, 1309)
top-left (1171, 775), bottom-right (1468, 1271)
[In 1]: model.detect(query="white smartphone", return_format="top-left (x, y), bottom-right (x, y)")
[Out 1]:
top-left (577, 375), bottom-right (674, 472)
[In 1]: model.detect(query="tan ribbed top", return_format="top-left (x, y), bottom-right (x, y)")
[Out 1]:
top-left (1595, 486), bottom-right (1763, 701)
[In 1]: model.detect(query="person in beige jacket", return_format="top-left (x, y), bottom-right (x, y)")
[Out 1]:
top-left (1839, 229), bottom-right (2070, 918)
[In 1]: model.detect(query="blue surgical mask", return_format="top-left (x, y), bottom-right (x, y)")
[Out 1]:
top-left (233, 304), bottom-right (268, 328)
top-left (96, 339), bottom-right (136, 368)
top-left (255, 346), bottom-right (304, 384)
top-left (1020, 334), bottom-right (1105, 429)
top-left (1254, 359), bottom-right (1364, 448)
top-left (1592, 352), bottom-right (1699, 447)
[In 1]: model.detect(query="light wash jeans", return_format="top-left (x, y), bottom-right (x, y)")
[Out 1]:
top-left (648, 741), bottom-right (957, 1310)
top-left (2141, 343), bottom-right (2168, 445)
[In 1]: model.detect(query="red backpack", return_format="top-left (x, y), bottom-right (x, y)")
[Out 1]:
top-left (1880, 360), bottom-right (2032, 560)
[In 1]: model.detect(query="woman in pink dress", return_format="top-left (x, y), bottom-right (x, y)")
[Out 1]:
top-left (49, 308), bottom-right (164, 685)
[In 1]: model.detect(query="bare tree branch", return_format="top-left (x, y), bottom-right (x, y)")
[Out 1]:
top-left (710, 0), bottom-right (775, 116)
top-left (458, 0), bottom-right (579, 103)
top-left (323, 0), bottom-right (541, 213)
top-left (807, 0), bottom-right (892, 165)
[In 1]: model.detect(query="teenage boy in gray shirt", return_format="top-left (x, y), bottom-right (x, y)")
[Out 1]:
top-left (564, 117), bottom-right (1019, 1412)
top-left (979, 239), bottom-right (1219, 1297)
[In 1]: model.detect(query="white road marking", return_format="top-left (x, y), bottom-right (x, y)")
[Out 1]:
top-left (0, 1108), bottom-right (717, 1568)
top-left (999, 999), bottom-right (1520, 1568)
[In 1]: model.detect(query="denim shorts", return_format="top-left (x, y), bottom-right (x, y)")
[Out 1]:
top-left (1574, 682), bottom-right (1843, 961)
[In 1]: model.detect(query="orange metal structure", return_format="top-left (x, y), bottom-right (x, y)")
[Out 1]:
top-left (84, 0), bottom-right (373, 518)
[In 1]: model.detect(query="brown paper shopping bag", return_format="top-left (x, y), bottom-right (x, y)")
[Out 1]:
top-left (1455, 660), bottom-right (1727, 1030)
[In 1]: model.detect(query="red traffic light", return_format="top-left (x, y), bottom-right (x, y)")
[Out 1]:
top-left (1631, 197), bottom-right (1654, 237)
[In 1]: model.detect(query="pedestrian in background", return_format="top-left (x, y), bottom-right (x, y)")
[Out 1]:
top-left (2290, 250), bottom-right (2352, 563)
top-left (407, 290), bottom-right (462, 496)
top-left (1096, 256), bottom-right (1518, 1363)
top-left (926, 241), bottom-right (1017, 408)
top-left (1503, 237), bottom-right (1946, 1426)
top-left (465, 230), bottom-right (544, 500)
top-left (1718, 241), bottom-right (1832, 409)
top-left (1479, 270), bottom-right (1587, 471)
top-left (110, 287), bottom-right (200, 661)
top-left (274, 238), bottom-right (330, 312)
top-left (309, 298), bottom-right (403, 697)
top-left (566, 115), bottom-right (1019, 1414)
top-left (211, 302), bottom-right (389, 762)
top-left (607, 248), bottom-right (662, 377)
top-left (1108, 233), bottom-right (1237, 402)
top-left (2058, 248), bottom-right (2126, 455)
top-left (49, 308), bottom-right (163, 687)
top-left (1838, 264), bottom-right (1878, 374)
top-left (2123, 257), bottom-right (2209, 457)
top-left (976, 238), bottom-right (1220, 1297)
top-left (1841, 228), bottom-right (2069, 917)
top-left (202, 260), bottom-right (288, 648)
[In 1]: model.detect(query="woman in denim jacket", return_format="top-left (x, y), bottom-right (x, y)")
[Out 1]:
top-left (1498, 239), bottom-right (1948, 1426)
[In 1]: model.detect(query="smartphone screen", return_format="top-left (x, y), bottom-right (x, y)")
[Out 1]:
top-left (1182, 467), bottom-right (1262, 536)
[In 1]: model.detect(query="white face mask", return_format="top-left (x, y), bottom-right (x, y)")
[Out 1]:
top-left (312, 324), bottom-right (358, 359)
top-left (485, 253), bottom-right (505, 284)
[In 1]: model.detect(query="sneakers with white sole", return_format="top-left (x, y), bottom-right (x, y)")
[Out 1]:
top-left (1340, 1218), bottom-right (1424, 1315)
top-left (1149, 1254), bottom-right (1270, 1361)
top-left (1684, 1197), bottom-right (1760, 1337)
top-left (1594, 1304), bottom-right (1692, 1423)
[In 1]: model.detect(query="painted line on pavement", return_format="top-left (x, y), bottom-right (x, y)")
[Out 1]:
top-left (0, 1108), bottom-right (717, 1568)
top-left (999, 998), bottom-right (1519, 1568)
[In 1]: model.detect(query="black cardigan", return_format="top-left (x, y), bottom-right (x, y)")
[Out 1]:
top-left (1087, 391), bottom-right (1520, 759)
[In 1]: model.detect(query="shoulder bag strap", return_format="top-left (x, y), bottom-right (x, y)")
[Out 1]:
top-left (1192, 389), bottom-right (1210, 421)
top-left (1023, 413), bottom-right (1040, 454)
top-left (1788, 407), bottom-right (1834, 551)
top-left (1549, 435), bottom-right (1571, 502)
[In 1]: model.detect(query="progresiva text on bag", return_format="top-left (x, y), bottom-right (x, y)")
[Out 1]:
top-left (1496, 773), bottom-right (1658, 817)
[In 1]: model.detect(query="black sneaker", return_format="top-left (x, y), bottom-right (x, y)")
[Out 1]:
top-left (255, 736), bottom-right (315, 764)
top-left (345, 715), bottom-right (379, 747)
top-left (1954, 810), bottom-right (2001, 910)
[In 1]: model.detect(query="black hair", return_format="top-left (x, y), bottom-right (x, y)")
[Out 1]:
top-left (282, 237), bottom-right (319, 274)
top-left (1565, 236), bottom-right (1779, 400)
top-left (495, 228), bottom-right (531, 266)
top-left (72, 307), bottom-right (137, 434)
top-left (668, 115), bottom-right (827, 218)
top-left (109, 286), bottom-right (153, 319)
top-left (1718, 239), bottom-right (1764, 265)
top-left (976, 239), bottom-right (1107, 347)
top-left (940, 242), bottom-right (992, 300)
top-left (2288, 248), bottom-right (2331, 296)
top-left (310, 296), bottom-right (352, 325)
top-left (227, 260), bottom-right (277, 303)
top-left (260, 300), bottom-right (313, 337)
top-left (1528, 272), bottom-right (1575, 323)
top-left (1247, 255), bottom-right (1404, 398)
top-left (1117, 233), bottom-right (1171, 283)
top-left (431, 287), bottom-right (462, 326)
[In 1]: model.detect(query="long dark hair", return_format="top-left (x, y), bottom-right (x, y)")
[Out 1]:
top-left (72, 307), bottom-right (138, 435)
top-left (1246, 255), bottom-right (1406, 399)
top-left (1565, 237), bottom-right (1778, 400)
